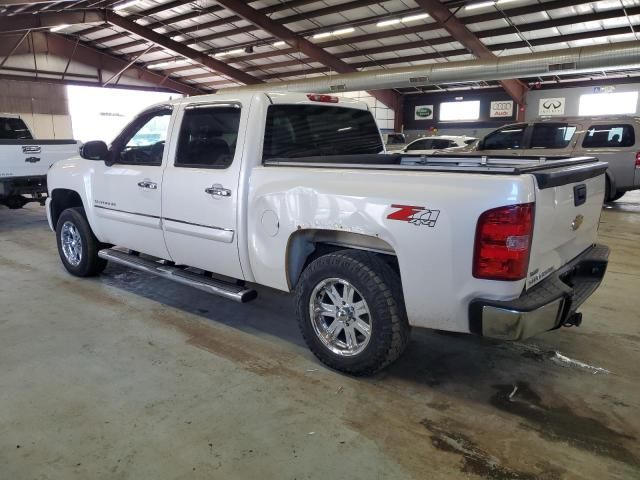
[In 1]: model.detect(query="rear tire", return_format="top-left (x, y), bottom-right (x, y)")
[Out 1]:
top-left (56, 207), bottom-right (107, 277)
top-left (609, 191), bottom-right (625, 202)
top-left (295, 249), bottom-right (410, 375)
top-left (604, 178), bottom-right (624, 203)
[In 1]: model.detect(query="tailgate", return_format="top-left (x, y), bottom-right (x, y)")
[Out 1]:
top-left (0, 141), bottom-right (78, 178)
top-left (526, 161), bottom-right (607, 289)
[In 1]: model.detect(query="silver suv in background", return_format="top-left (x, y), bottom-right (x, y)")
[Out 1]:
top-left (475, 116), bottom-right (640, 201)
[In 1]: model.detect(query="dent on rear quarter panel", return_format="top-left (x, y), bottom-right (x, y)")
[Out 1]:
top-left (248, 166), bottom-right (530, 333)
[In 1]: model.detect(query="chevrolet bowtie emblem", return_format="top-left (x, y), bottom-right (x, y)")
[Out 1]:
top-left (570, 214), bottom-right (584, 231)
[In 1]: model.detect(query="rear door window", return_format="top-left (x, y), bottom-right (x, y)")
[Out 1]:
top-left (175, 106), bottom-right (241, 169)
top-left (0, 117), bottom-right (32, 140)
top-left (530, 123), bottom-right (576, 149)
top-left (263, 105), bottom-right (382, 160)
top-left (582, 124), bottom-right (635, 148)
top-left (482, 124), bottom-right (526, 150)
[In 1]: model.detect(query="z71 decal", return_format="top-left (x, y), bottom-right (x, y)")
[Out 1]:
top-left (387, 204), bottom-right (440, 227)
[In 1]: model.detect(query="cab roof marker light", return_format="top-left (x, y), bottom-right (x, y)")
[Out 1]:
top-left (307, 94), bottom-right (339, 103)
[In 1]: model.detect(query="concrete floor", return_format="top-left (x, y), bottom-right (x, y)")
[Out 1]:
top-left (1, 193), bottom-right (639, 480)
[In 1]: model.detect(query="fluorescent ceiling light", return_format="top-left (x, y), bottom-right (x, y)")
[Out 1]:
top-left (333, 27), bottom-right (354, 35)
top-left (465, 0), bottom-right (495, 9)
top-left (215, 48), bottom-right (244, 57)
top-left (273, 41), bottom-right (286, 47)
top-left (401, 13), bottom-right (429, 22)
top-left (313, 31), bottom-right (332, 39)
top-left (113, 0), bottom-right (139, 11)
top-left (496, 0), bottom-right (518, 3)
top-left (147, 61), bottom-right (175, 69)
top-left (50, 24), bottom-right (70, 32)
top-left (376, 18), bottom-right (401, 27)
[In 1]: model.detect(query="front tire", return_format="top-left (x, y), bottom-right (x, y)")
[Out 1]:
top-left (56, 207), bottom-right (107, 277)
top-left (296, 250), bottom-right (410, 375)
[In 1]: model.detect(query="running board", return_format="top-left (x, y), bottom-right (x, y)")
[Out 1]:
top-left (98, 248), bottom-right (257, 303)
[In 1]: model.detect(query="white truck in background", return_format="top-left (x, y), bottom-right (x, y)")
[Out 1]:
top-left (0, 114), bottom-right (79, 209)
top-left (46, 92), bottom-right (609, 375)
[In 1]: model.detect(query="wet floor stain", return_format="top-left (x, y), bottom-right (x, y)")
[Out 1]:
top-left (421, 419), bottom-right (562, 480)
top-left (491, 383), bottom-right (640, 469)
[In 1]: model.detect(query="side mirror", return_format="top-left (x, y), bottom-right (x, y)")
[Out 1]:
top-left (476, 139), bottom-right (485, 150)
top-left (80, 140), bottom-right (109, 161)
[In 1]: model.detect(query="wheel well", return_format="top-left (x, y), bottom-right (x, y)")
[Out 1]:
top-left (286, 229), bottom-right (399, 289)
top-left (50, 189), bottom-right (84, 227)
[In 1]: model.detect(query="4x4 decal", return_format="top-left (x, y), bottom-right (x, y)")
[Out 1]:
top-left (387, 204), bottom-right (440, 227)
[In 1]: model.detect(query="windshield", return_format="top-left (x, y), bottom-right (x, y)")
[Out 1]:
top-left (263, 105), bottom-right (383, 159)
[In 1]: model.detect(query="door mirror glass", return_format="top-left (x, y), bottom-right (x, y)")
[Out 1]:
top-left (80, 140), bottom-right (109, 161)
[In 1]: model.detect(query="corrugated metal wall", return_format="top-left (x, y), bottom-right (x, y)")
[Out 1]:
top-left (0, 79), bottom-right (73, 139)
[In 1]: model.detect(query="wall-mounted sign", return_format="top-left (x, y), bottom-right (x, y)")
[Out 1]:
top-left (539, 97), bottom-right (565, 116)
top-left (414, 105), bottom-right (434, 120)
top-left (489, 100), bottom-right (514, 118)
top-left (593, 86), bottom-right (615, 93)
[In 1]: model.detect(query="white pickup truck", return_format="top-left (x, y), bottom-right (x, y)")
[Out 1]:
top-left (46, 92), bottom-right (609, 375)
top-left (0, 114), bottom-right (79, 209)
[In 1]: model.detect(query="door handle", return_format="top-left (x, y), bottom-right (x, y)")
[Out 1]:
top-left (137, 181), bottom-right (157, 190)
top-left (205, 184), bottom-right (231, 197)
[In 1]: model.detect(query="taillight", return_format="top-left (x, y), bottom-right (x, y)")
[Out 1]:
top-left (306, 93), bottom-right (339, 103)
top-left (473, 203), bottom-right (534, 281)
top-left (635, 151), bottom-right (640, 168)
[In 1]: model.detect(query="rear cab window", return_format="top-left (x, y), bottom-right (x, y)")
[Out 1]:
top-left (262, 105), bottom-right (383, 160)
top-left (530, 123), bottom-right (576, 149)
top-left (0, 117), bottom-right (32, 140)
top-left (582, 124), bottom-right (635, 148)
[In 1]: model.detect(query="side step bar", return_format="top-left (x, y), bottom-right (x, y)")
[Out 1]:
top-left (98, 248), bottom-right (257, 303)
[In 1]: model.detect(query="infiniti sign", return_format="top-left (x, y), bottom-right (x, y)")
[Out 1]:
top-left (539, 97), bottom-right (565, 115)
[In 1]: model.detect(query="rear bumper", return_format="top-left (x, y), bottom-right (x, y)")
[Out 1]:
top-left (469, 244), bottom-right (609, 340)
top-left (0, 175), bottom-right (47, 196)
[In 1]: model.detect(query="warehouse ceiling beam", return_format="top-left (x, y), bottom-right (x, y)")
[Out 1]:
top-left (112, 0), bottom-right (596, 77)
top-left (0, 0), bottom-right (79, 4)
top-left (212, 0), bottom-right (401, 111)
top-left (413, 0), bottom-right (527, 105)
top-left (0, 9), bottom-right (263, 87)
top-left (0, 29), bottom-right (31, 68)
top-left (0, 9), bottom-right (105, 33)
top-left (11, 32), bottom-right (204, 95)
top-left (73, 0), bottom-right (318, 46)
top-left (104, 11), bottom-right (263, 86)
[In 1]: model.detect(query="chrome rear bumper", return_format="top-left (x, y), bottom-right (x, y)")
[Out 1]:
top-left (469, 244), bottom-right (609, 341)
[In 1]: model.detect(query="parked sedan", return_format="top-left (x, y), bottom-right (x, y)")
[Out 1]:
top-left (401, 135), bottom-right (477, 154)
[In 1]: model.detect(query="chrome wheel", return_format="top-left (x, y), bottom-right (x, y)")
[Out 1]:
top-left (309, 278), bottom-right (372, 357)
top-left (61, 221), bottom-right (83, 267)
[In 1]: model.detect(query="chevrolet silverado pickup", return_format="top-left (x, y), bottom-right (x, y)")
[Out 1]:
top-left (0, 114), bottom-right (79, 209)
top-left (46, 92), bottom-right (609, 375)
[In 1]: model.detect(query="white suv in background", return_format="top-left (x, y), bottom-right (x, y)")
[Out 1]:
top-left (401, 135), bottom-right (477, 154)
